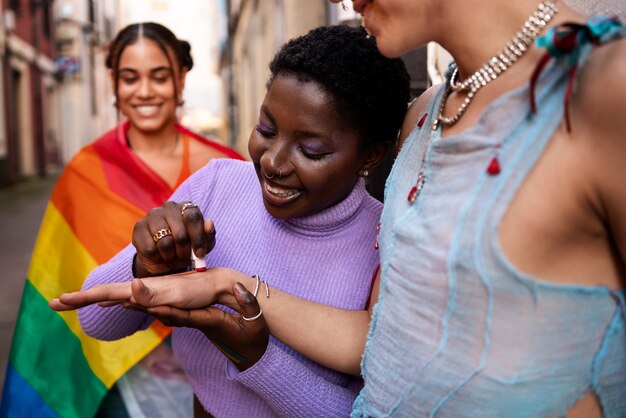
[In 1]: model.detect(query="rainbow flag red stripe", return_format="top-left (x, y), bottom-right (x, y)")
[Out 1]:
top-left (1, 122), bottom-right (242, 417)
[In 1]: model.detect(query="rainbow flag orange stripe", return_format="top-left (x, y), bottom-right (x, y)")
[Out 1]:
top-left (1, 122), bottom-right (242, 417)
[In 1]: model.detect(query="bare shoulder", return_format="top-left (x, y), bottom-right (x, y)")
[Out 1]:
top-left (573, 36), bottom-right (626, 166)
top-left (573, 36), bottom-right (626, 268)
top-left (575, 36), bottom-right (626, 134)
top-left (397, 84), bottom-right (441, 154)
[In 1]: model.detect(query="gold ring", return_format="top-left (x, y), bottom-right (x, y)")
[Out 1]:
top-left (181, 201), bottom-right (198, 216)
top-left (152, 228), bottom-right (172, 243)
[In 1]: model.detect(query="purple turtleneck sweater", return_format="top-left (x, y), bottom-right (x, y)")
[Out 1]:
top-left (79, 159), bottom-right (382, 417)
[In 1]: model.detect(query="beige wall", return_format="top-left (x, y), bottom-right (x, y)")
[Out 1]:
top-left (226, 0), bottom-right (330, 157)
top-left (55, 0), bottom-right (119, 164)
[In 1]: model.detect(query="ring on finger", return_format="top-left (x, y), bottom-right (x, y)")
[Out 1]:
top-left (152, 227), bottom-right (172, 243)
top-left (242, 309), bottom-right (263, 322)
top-left (181, 201), bottom-right (199, 216)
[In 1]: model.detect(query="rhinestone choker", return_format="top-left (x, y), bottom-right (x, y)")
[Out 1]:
top-left (433, 0), bottom-right (558, 130)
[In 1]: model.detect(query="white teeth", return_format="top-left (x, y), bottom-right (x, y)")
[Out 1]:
top-left (266, 183), bottom-right (300, 198)
top-left (135, 105), bottom-right (160, 116)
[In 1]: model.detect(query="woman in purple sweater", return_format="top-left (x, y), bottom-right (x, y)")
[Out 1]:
top-left (52, 25), bottom-right (409, 417)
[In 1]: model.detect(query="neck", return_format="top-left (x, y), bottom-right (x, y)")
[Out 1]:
top-left (437, 0), bottom-right (583, 79)
top-left (127, 122), bottom-right (179, 154)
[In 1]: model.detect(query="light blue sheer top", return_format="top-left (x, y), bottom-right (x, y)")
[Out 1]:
top-left (353, 17), bottom-right (626, 418)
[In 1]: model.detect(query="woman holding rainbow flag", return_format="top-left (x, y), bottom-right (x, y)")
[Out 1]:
top-left (1, 22), bottom-right (242, 418)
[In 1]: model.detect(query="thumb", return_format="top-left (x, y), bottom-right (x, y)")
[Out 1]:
top-left (233, 282), bottom-right (263, 322)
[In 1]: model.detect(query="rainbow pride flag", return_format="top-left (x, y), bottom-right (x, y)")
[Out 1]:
top-left (1, 122), bottom-right (242, 417)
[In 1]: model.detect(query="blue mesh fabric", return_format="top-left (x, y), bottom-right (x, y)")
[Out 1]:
top-left (354, 16), bottom-right (626, 418)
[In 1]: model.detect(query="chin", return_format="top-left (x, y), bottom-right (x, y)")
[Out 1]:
top-left (130, 120), bottom-right (169, 133)
top-left (263, 204), bottom-right (290, 220)
top-left (375, 37), bottom-right (411, 58)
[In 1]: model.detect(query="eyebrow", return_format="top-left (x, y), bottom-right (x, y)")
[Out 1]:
top-left (260, 105), bottom-right (328, 140)
top-left (260, 105), bottom-right (276, 124)
top-left (118, 65), bottom-right (172, 74)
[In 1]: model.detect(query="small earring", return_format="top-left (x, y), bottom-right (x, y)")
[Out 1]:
top-left (362, 21), bottom-right (372, 39)
top-left (263, 170), bottom-right (275, 179)
top-left (278, 168), bottom-right (283, 178)
top-left (361, 169), bottom-right (369, 177)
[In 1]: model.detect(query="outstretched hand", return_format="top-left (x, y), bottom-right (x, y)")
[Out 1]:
top-left (145, 282), bottom-right (269, 371)
top-left (49, 267), bottom-right (243, 312)
top-left (49, 267), bottom-right (268, 370)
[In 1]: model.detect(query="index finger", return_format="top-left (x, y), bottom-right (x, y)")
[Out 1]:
top-left (55, 282), bottom-right (132, 309)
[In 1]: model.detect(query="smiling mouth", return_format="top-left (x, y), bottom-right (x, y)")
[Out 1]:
top-left (263, 180), bottom-right (303, 205)
top-left (133, 105), bottom-right (162, 116)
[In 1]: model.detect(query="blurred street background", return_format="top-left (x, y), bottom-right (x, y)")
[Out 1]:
top-left (0, 0), bottom-right (623, 400)
top-left (0, 0), bottom-right (436, 399)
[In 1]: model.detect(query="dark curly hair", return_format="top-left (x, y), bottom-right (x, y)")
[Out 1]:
top-left (268, 24), bottom-right (410, 152)
top-left (106, 22), bottom-right (193, 106)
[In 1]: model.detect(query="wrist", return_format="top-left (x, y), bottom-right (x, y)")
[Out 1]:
top-left (211, 268), bottom-right (241, 308)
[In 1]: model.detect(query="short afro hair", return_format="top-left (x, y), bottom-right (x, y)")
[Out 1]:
top-left (268, 24), bottom-right (410, 152)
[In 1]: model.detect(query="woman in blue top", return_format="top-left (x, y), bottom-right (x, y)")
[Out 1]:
top-left (53, 1), bottom-right (626, 417)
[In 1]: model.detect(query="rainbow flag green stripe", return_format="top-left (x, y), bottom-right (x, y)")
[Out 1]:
top-left (7, 281), bottom-right (107, 418)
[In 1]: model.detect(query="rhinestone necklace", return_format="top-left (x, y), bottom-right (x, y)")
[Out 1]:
top-left (407, 1), bottom-right (559, 205)
top-left (433, 0), bottom-right (558, 131)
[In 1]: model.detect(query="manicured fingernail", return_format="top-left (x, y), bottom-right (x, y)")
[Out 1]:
top-left (234, 282), bottom-right (247, 296)
top-left (235, 282), bottom-right (256, 304)
top-left (191, 249), bottom-right (206, 271)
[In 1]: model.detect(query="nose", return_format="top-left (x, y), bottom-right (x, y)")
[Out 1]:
top-left (136, 77), bottom-right (153, 98)
top-left (260, 139), bottom-right (292, 178)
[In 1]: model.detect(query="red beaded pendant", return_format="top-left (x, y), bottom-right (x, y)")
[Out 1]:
top-left (407, 113), bottom-right (429, 204)
top-left (407, 171), bottom-right (425, 203)
top-left (417, 112), bottom-right (428, 128)
top-left (486, 156), bottom-right (501, 175)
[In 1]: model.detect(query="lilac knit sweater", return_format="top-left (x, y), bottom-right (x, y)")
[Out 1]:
top-left (79, 159), bottom-right (382, 417)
